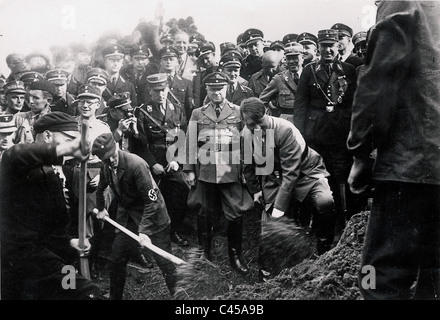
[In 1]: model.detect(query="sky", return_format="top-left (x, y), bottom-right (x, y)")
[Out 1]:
top-left (0, 0), bottom-right (377, 75)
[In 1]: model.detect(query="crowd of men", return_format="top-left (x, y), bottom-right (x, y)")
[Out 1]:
top-left (3, 1), bottom-right (438, 301)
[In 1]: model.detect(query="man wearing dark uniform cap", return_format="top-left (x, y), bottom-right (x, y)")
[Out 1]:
top-left (184, 71), bottom-right (254, 275)
top-left (193, 41), bottom-right (218, 108)
top-left (352, 31), bottom-right (367, 62)
top-left (158, 46), bottom-right (193, 120)
top-left (102, 44), bottom-right (138, 109)
top-left (219, 51), bottom-right (254, 106)
top-left (294, 29), bottom-right (364, 236)
top-left (240, 28), bottom-right (265, 81)
top-left (331, 23), bottom-right (364, 68)
top-left (1, 80), bottom-right (26, 115)
top-left (86, 68), bottom-right (111, 119)
top-left (297, 32), bottom-right (319, 66)
top-left (54, 49), bottom-right (80, 96)
top-left (137, 73), bottom-right (189, 247)
top-left (260, 42), bottom-right (304, 123)
top-left (46, 69), bottom-right (77, 116)
top-left (1, 111), bottom-right (105, 300)
top-left (93, 133), bottom-right (177, 299)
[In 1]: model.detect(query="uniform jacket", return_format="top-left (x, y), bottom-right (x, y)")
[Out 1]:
top-left (226, 82), bottom-right (254, 106)
top-left (103, 74), bottom-right (138, 108)
top-left (183, 100), bottom-right (243, 184)
top-left (259, 70), bottom-right (300, 112)
top-left (137, 99), bottom-right (186, 167)
top-left (0, 143), bottom-right (72, 258)
top-left (348, 1), bottom-right (440, 184)
top-left (96, 150), bottom-right (170, 236)
top-left (248, 69), bottom-right (271, 98)
top-left (13, 107), bottom-right (51, 144)
top-left (193, 66), bottom-right (218, 109)
top-left (177, 53), bottom-right (198, 81)
top-left (240, 54), bottom-right (262, 81)
top-left (243, 116), bottom-right (329, 213)
top-left (294, 59), bottom-right (356, 146)
top-left (344, 53), bottom-right (364, 68)
top-left (167, 74), bottom-right (194, 121)
top-left (50, 93), bottom-right (77, 116)
top-left (120, 63), bottom-right (159, 106)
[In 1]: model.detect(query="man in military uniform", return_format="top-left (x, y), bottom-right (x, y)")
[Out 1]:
top-left (297, 32), bottom-right (319, 66)
top-left (136, 73), bottom-right (189, 247)
top-left (120, 44), bottom-right (159, 106)
top-left (193, 42), bottom-right (218, 108)
top-left (331, 23), bottom-right (364, 68)
top-left (158, 46), bottom-right (193, 121)
top-left (93, 133), bottom-right (176, 299)
top-left (1, 80), bottom-right (26, 115)
top-left (0, 114), bottom-right (17, 162)
top-left (86, 68), bottom-right (111, 118)
top-left (219, 51), bottom-right (254, 106)
top-left (352, 31), bottom-right (367, 62)
top-left (101, 44), bottom-right (138, 108)
top-left (240, 28), bottom-right (265, 81)
top-left (260, 42), bottom-right (304, 123)
top-left (184, 72), bottom-right (254, 275)
top-left (46, 69), bottom-right (77, 116)
top-left (294, 29), bottom-right (360, 233)
top-left (248, 50), bottom-right (281, 98)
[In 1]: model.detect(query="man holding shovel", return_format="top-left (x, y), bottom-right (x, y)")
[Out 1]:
top-left (93, 132), bottom-right (176, 299)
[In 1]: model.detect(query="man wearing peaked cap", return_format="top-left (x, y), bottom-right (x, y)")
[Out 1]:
top-left (2, 80), bottom-right (26, 115)
top-left (352, 31), bottom-right (368, 62)
top-left (158, 45), bottom-right (193, 120)
top-left (159, 33), bottom-right (174, 46)
top-left (137, 72), bottom-right (189, 247)
top-left (120, 44), bottom-right (159, 107)
top-left (85, 68), bottom-right (111, 119)
top-left (269, 40), bottom-right (285, 53)
top-left (193, 41), bottom-right (218, 108)
top-left (331, 23), bottom-right (364, 68)
top-left (297, 32), bottom-right (319, 66)
top-left (260, 42), bottom-right (304, 123)
top-left (47, 69), bottom-right (77, 116)
top-left (0, 114), bottom-right (17, 160)
top-left (102, 43), bottom-right (138, 110)
top-left (1, 110), bottom-right (109, 299)
top-left (294, 28), bottom-right (363, 240)
top-left (220, 52), bottom-right (254, 106)
top-left (283, 33), bottom-right (299, 48)
top-left (241, 28), bottom-right (265, 81)
top-left (184, 69), bottom-right (254, 275)
top-left (92, 131), bottom-right (178, 299)
top-left (19, 71), bottom-right (44, 88)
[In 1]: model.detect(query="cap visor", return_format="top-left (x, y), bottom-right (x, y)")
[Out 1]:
top-left (77, 93), bottom-right (101, 100)
top-left (0, 127), bottom-right (17, 133)
top-left (6, 89), bottom-right (26, 95)
top-left (319, 40), bottom-right (338, 44)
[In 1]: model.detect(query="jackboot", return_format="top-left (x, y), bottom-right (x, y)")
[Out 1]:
top-left (227, 219), bottom-right (249, 275)
top-left (197, 215), bottom-right (212, 260)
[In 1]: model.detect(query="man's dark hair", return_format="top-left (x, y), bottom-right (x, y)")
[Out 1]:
top-left (240, 97), bottom-right (266, 121)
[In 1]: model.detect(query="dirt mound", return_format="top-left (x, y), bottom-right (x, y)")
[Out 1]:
top-left (217, 211), bottom-right (370, 300)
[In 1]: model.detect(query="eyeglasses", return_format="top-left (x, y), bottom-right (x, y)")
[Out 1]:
top-left (78, 99), bottom-right (99, 106)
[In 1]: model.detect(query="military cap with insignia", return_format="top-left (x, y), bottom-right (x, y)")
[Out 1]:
top-left (77, 84), bottom-right (102, 100)
top-left (220, 42), bottom-right (237, 56)
top-left (283, 33), bottom-right (299, 46)
top-left (284, 42), bottom-right (304, 56)
top-left (202, 72), bottom-right (230, 87)
top-left (159, 45), bottom-right (180, 59)
top-left (160, 33), bottom-right (174, 46)
top-left (108, 92), bottom-right (132, 110)
top-left (242, 28), bottom-right (264, 46)
top-left (317, 29), bottom-right (339, 44)
top-left (269, 40), bottom-right (285, 51)
top-left (130, 44), bottom-right (150, 58)
top-left (352, 31), bottom-right (367, 46)
top-left (102, 44), bottom-right (125, 58)
top-left (45, 69), bottom-right (69, 85)
top-left (187, 42), bottom-right (199, 55)
top-left (33, 111), bottom-right (79, 134)
top-left (0, 114), bottom-right (17, 134)
top-left (297, 32), bottom-right (318, 46)
top-left (236, 33), bottom-right (245, 46)
top-left (331, 23), bottom-right (353, 38)
top-left (146, 73), bottom-right (168, 90)
top-left (92, 132), bottom-right (117, 160)
top-left (86, 68), bottom-right (110, 86)
top-left (28, 79), bottom-right (57, 96)
top-left (197, 41), bottom-right (216, 59)
top-left (4, 80), bottom-right (26, 95)
top-left (19, 71), bottom-right (45, 85)
top-left (220, 50), bottom-right (243, 68)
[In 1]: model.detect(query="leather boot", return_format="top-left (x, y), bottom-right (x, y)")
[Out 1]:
top-left (227, 219), bottom-right (249, 275)
top-left (197, 215), bottom-right (212, 260)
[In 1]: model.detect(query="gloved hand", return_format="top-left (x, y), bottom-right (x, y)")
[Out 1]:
top-left (93, 208), bottom-right (109, 220)
top-left (70, 238), bottom-right (91, 257)
top-left (166, 161), bottom-right (179, 172)
top-left (138, 233), bottom-right (152, 248)
top-left (272, 208), bottom-right (284, 218)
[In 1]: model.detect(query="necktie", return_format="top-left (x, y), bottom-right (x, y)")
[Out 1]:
top-left (168, 75), bottom-right (173, 88)
top-left (160, 103), bottom-right (166, 116)
top-left (228, 84), bottom-right (234, 96)
top-left (112, 76), bottom-right (117, 86)
top-left (215, 104), bottom-right (221, 118)
top-left (294, 73), bottom-right (299, 85)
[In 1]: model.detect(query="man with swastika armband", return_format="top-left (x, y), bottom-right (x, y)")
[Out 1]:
top-left (93, 133), bottom-right (177, 300)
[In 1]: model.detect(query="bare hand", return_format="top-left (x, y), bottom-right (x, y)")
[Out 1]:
top-left (70, 238), bottom-right (91, 257)
top-left (138, 233), bottom-right (152, 248)
top-left (93, 208), bottom-right (109, 220)
top-left (253, 191), bottom-right (263, 204)
top-left (118, 118), bottom-right (132, 133)
top-left (152, 163), bottom-right (165, 176)
top-left (185, 171), bottom-right (196, 188)
top-left (166, 161), bottom-right (179, 172)
top-left (56, 137), bottom-right (89, 161)
top-left (348, 157), bottom-right (372, 194)
top-left (88, 174), bottom-right (100, 188)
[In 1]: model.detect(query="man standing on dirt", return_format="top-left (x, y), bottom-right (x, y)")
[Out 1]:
top-left (241, 97), bottom-right (335, 280)
top-left (348, 1), bottom-right (440, 300)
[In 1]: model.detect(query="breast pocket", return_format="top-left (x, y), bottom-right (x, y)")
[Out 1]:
top-left (278, 89), bottom-right (295, 108)
top-left (171, 87), bottom-right (186, 103)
